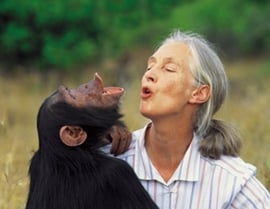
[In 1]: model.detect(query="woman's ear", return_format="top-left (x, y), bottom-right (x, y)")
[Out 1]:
top-left (189, 85), bottom-right (210, 104)
top-left (59, 125), bottom-right (87, 147)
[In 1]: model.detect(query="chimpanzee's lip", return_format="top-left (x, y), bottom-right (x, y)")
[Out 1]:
top-left (103, 87), bottom-right (124, 97)
top-left (95, 73), bottom-right (124, 97)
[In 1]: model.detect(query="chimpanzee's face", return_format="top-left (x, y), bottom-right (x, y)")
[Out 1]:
top-left (57, 73), bottom-right (124, 109)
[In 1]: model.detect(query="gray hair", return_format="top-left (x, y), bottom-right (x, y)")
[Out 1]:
top-left (161, 30), bottom-right (241, 159)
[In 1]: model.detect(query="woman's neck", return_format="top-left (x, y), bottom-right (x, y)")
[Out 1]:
top-left (145, 119), bottom-right (193, 182)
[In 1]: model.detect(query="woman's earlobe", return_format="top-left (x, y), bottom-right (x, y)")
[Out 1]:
top-left (59, 125), bottom-right (87, 147)
top-left (189, 85), bottom-right (210, 104)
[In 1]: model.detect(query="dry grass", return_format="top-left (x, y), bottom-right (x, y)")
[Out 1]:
top-left (0, 57), bottom-right (269, 208)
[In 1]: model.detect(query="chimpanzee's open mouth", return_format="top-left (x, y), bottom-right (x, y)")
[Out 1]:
top-left (58, 73), bottom-right (125, 101)
top-left (95, 73), bottom-right (124, 97)
top-left (103, 87), bottom-right (124, 97)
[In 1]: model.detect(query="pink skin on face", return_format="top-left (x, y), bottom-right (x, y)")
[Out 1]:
top-left (140, 42), bottom-right (196, 121)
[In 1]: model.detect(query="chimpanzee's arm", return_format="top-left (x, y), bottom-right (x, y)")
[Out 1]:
top-left (101, 121), bottom-right (131, 156)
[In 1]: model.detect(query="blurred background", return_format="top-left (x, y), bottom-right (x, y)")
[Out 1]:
top-left (0, 0), bottom-right (269, 208)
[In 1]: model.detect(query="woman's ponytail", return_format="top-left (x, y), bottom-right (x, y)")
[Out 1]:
top-left (199, 119), bottom-right (241, 159)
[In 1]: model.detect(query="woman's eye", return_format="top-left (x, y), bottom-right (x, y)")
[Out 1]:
top-left (166, 68), bottom-right (176, 72)
top-left (146, 65), bottom-right (152, 71)
top-left (165, 64), bottom-right (177, 72)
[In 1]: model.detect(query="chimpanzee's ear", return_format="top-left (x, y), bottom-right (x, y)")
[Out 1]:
top-left (59, 125), bottom-right (87, 147)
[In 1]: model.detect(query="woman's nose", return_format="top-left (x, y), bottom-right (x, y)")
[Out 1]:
top-left (143, 69), bottom-right (157, 83)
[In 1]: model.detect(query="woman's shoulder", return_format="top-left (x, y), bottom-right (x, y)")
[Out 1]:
top-left (132, 127), bottom-right (145, 140)
top-left (203, 155), bottom-right (256, 180)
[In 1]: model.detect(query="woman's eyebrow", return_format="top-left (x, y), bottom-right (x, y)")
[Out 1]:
top-left (163, 57), bottom-right (181, 67)
top-left (147, 56), bottom-right (156, 64)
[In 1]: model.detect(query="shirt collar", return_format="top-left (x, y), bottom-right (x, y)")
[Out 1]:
top-left (134, 123), bottom-right (201, 184)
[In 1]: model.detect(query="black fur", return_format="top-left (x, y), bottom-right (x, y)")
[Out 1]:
top-left (25, 77), bottom-right (158, 209)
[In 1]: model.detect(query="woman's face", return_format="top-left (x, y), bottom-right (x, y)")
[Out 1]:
top-left (140, 42), bottom-right (196, 120)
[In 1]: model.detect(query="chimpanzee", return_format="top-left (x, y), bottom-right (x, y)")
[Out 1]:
top-left (25, 73), bottom-right (158, 209)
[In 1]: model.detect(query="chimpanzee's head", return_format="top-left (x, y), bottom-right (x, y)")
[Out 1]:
top-left (37, 73), bottom-right (124, 151)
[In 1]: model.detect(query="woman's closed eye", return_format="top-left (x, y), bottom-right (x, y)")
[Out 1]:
top-left (146, 64), bottom-right (155, 71)
top-left (164, 64), bottom-right (177, 72)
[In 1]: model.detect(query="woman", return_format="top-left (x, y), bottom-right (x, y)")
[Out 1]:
top-left (105, 30), bottom-right (270, 208)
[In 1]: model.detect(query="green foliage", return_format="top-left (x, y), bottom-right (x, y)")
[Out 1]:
top-left (0, 0), bottom-right (269, 70)
top-left (168, 0), bottom-right (270, 56)
top-left (0, 0), bottom-right (99, 69)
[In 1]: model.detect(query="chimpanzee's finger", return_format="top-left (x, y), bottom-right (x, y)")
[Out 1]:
top-left (110, 126), bottom-right (121, 155)
top-left (116, 131), bottom-right (132, 155)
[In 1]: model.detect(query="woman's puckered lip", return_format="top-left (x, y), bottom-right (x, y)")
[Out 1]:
top-left (141, 86), bottom-right (153, 99)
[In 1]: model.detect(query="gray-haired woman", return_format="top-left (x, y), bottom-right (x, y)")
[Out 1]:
top-left (104, 29), bottom-right (270, 209)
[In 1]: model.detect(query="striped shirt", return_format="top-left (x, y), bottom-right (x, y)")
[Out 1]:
top-left (103, 124), bottom-right (270, 209)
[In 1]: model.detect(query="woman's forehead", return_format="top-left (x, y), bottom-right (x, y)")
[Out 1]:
top-left (151, 42), bottom-right (191, 60)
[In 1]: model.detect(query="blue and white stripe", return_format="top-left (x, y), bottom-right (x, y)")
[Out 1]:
top-left (103, 124), bottom-right (270, 209)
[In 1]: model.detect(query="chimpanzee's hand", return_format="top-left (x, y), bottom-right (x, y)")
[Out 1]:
top-left (108, 125), bottom-right (131, 156)
top-left (99, 124), bottom-right (131, 155)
